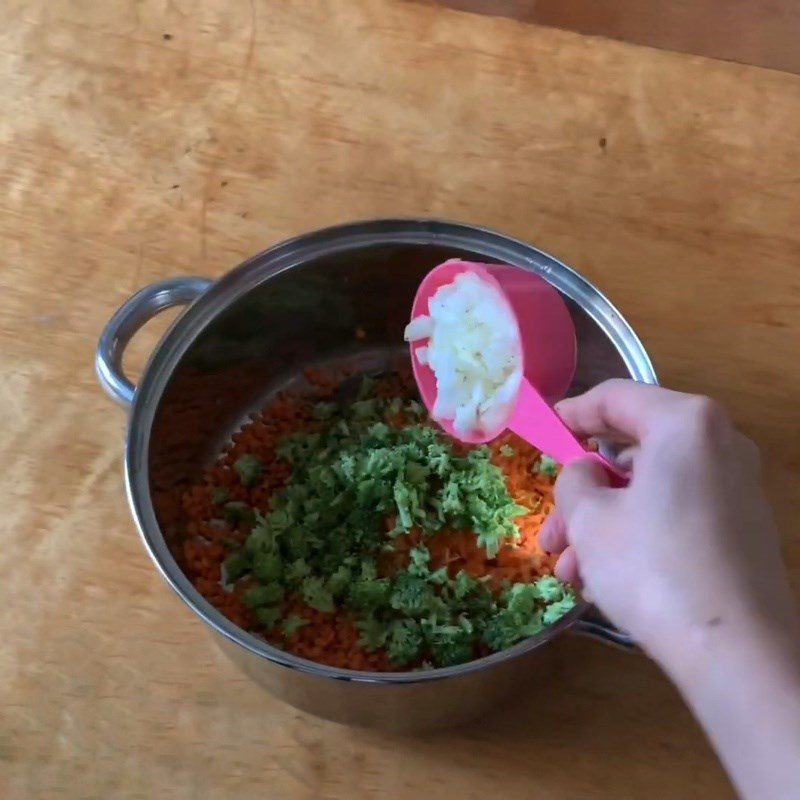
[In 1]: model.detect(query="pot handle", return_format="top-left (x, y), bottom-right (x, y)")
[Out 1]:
top-left (96, 276), bottom-right (212, 408)
top-left (573, 607), bottom-right (637, 651)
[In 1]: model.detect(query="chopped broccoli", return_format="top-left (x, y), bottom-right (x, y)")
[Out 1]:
top-left (407, 544), bottom-right (431, 578)
top-left (254, 606), bottom-right (282, 628)
top-left (387, 619), bottom-right (423, 666)
top-left (223, 501), bottom-right (255, 526)
top-left (502, 582), bottom-right (539, 617)
top-left (285, 558), bottom-right (311, 582)
top-left (351, 399), bottom-right (381, 420)
top-left (207, 382), bottom-right (572, 671)
top-left (252, 551), bottom-right (283, 583)
top-left (242, 583), bottom-right (284, 608)
top-left (348, 577), bottom-right (391, 612)
top-left (405, 399), bottom-right (424, 419)
top-left (280, 615), bottom-right (309, 638)
top-left (537, 455), bottom-right (559, 478)
top-left (234, 454), bottom-right (263, 487)
top-left (244, 515), bottom-right (280, 554)
top-left (222, 550), bottom-right (251, 582)
top-left (301, 576), bottom-right (335, 613)
top-left (428, 566), bottom-right (449, 585)
top-left (389, 572), bottom-right (435, 616)
top-left (357, 375), bottom-right (376, 400)
top-left (357, 616), bottom-right (391, 651)
top-left (483, 608), bottom-right (543, 652)
top-left (427, 622), bottom-right (475, 667)
top-left (326, 564), bottom-right (351, 598)
top-left (312, 402), bottom-right (337, 420)
top-left (211, 486), bottom-right (230, 505)
top-left (499, 444), bottom-right (515, 458)
top-left (533, 574), bottom-right (566, 603)
top-left (542, 594), bottom-right (577, 625)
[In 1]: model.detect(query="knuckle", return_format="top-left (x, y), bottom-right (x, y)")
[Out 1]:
top-left (680, 394), bottom-right (730, 436)
top-left (596, 377), bottom-right (630, 394)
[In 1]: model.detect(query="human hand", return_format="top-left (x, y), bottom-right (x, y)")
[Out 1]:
top-left (539, 379), bottom-right (798, 673)
top-left (539, 379), bottom-right (800, 799)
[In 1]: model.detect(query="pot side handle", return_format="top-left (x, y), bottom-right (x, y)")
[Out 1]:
top-left (573, 606), bottom-right (637, 651)
top-left (95, 276), bottom-right (212, 408)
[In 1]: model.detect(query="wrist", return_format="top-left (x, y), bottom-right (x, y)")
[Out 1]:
top-left (653, 611), bottom-right (800, 708)
top-left (653, 614), bottom-right (800, 800)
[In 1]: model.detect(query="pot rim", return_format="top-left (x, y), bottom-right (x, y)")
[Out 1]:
top-left (124, 217), bottom-right (656, 684)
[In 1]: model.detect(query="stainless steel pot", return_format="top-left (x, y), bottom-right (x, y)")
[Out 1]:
top-left (97, 219), bottom-right (656, 732)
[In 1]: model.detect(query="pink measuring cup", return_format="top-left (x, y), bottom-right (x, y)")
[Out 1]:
top-left (409, 259), bottom-right (628, 487)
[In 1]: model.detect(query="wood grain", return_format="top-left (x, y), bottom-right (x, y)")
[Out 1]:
top-left (1, 1), bottom-right (799, 797)
top-left (423, 0), bottom-right (800, 75)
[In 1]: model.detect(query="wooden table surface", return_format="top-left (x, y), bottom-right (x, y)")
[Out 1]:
top-left (2, 1), bottom-right (799, 797)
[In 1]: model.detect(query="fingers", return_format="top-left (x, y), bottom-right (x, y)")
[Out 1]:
top-left (554, 546), bottom-right (580, 584)
top-left (555, 458), bottom-right (611, 522)
top-left (555, 379), bottom-right (685, 442)
top-left (539, 514), bottom-right (580, 588)
top-left (548, 458), bottom-right (618, 597)
top-left (539, 512), bottom-right (567, 553)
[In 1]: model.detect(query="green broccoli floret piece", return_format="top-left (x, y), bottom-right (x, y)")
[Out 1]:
top-left (390, 572), bottom-right (435, 616)
top-left (542, 594), bottom-right (577, 625)
top-left (285, 558), bottom-right (311, 583)
top-left (350, 399), bottom-right (382, 420)
top-left (280, 615), bottom-right (309, 638)
top-left (404, 400), bottom-right (424, 420)
top-left (223, 501), bottom-right (255, 526)
top-left (312, 402), bottom-right (337, 420)
top-left (447, 571), bottom-right (494, 618)
top-left (211, 486), bottom-right (230, 505)
top-left (234, 454), bottom-right (263, 487)
top-left (483, 608), bottom-right (543, 652)
top-left (348, 577), bottom-right (391, 613)
top-left (244, 515), bottom-right (280, 554)
top-left (499, 444), bottom-right (515, 458)
top-left (387, 620), bottom-right (424, 666)
top-left (357, 616), bottom-right (391, 652)
top-left (301, 576), bottom-right (335, 613)
top-left (357, 375), bottom-right (376, 399)
top-left (222, 549), bottom-right (251, 582)
top-left (326, 564), bottom-right (351, 598)
top-left (252, 551), bottom-right (282, 583)
top-left (242, 583), bottom-right (284, 608)
top-left (407, 544), bottom-right (431, 578)
top-left (427, 622), bottom-right (475, 667)
top-left (537, 455), bottom-right (559, 478)
top-left (254, 606), bottom-right (282, 628)
top-left (451, 570), bottom-right (480, 601)
top-left (428, 566), bottom-right (449, 585)
top-left (533, 574), bottom-right (566, 603)
top-left (502, 582), bottom-right (539, 617)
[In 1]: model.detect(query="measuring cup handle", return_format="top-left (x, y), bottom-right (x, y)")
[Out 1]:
top-left (508, 380), bottom-right (629, 487)
top-left (582, 451), bottom-right (629, 488)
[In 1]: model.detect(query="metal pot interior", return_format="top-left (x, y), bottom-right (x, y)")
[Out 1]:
top-left (140, 229), bottom-right (650, 682)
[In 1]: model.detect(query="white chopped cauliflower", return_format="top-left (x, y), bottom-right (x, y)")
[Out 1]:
top-left (404, 270), bottom-right (522, 437)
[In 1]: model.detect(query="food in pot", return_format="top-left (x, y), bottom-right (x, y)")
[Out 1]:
top-left (179, 370), bottom-right (575, 671)
top-left (404, 270), bottom-right (522, 437)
